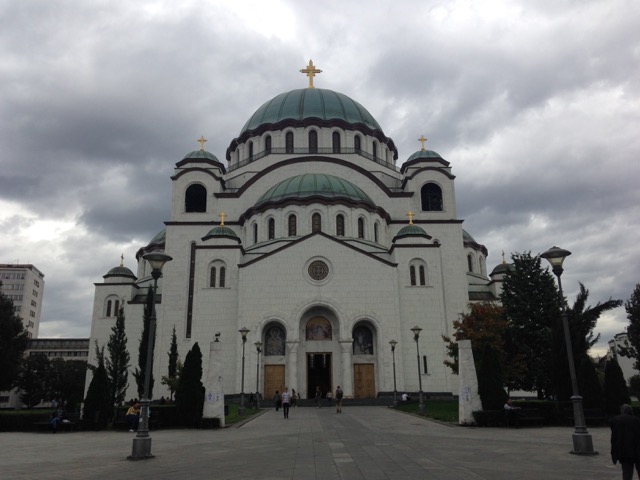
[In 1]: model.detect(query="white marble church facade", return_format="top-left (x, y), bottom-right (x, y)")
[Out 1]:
top-left (87, 63), bottom-right (504, 404)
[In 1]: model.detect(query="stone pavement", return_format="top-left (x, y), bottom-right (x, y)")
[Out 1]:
top-left (0, 406), bottom-right (620, 479)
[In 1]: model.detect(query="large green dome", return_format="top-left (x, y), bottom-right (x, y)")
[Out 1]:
top-left (255, 173), bottom-right (374, 207)
top-left (240, 88), bottom-right (382, 134)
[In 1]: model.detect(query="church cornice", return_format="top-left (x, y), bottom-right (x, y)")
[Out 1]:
top-left (175, 157), bottom-right (226, 172)
top-left (215, 157), bottom-right (412, 200)
top-left (238, 231), bottom-right (397, 269)
top-left (400, 156), bottom-right (450, 173)
top-left (400, 167), bottom-right (455, 191)
top-left (171, 167), bottom-right (227, 189)
top-left (388, 243), bottom-right (441, 254)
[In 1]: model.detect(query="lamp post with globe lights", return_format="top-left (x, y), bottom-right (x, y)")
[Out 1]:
top-left (255, 341), bottom-right (262, 410)
top-left (410, 326), bottom-right (425, 415)
top-left (540, 246), bottom-right (596, 455)
top-left (238, 327), bottom-right (250, 416)
top-left (389, 340), bottom-right (398, 408)
top-left (129, 252), bottom-right (172, 460)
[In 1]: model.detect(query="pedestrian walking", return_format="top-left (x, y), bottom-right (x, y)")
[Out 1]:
top-left (315, 386), bottom-right (322, 408)
top-left (335, 386), bottom-right (343, 413)
top-left (274, 390), bottom-right (281, 412)
top-left (611, 404), bottom-right (640, 480)
top-left (282, 387), bottom-right (291, 419)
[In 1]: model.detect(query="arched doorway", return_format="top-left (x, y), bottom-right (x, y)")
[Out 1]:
top-left (304, 315), bottom-right (333, 398)
top-left (352, 322), bottom-right (376, 398)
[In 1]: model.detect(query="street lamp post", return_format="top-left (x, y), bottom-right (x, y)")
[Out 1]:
top-left (389, 340), bottom-right (398, 408)
top-left (129, 252), bottom-right (172, 460)
top-left (255, 341), bottom-right (262, 410)
top-left (238, 327), bottom-right (250, 416)
top-left (411, 326), bottom-right (425, 415)
top-left (541, 246), bottom-right (596, 455)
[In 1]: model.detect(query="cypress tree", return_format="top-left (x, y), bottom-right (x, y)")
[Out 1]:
top-left (134, 286), bottom-right (154, 398)
top-left (83, 343), bottom-right (113, 429)
top-left (604, 359), bottom-right (631, 415)
top-left (166, 326), bottom-right (178, 400)
top-left (175, 342), bottom-right (204, 428)
top-left (476, 343), bottom-right (507, 410)
top-left (106, 305), bottom-right (130, 407)
top-left (576, 354), bottom-right (604, 410)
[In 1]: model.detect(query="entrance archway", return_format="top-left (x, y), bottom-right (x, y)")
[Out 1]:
top-left (307, 353), bottom-right (332, 398)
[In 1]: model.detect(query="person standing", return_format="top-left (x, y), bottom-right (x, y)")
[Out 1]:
top-left (335, 386), bottom-right (344, 413)
top-left (291, 389), bottom-right (298, 407)
top-left (274, 390), bottom-right (281, 412)
top-left (611, 404), bottom-right (640, 480)
top-left (315, 386), bottom-right (322, 408)
top-left (281, 387), bottom-right (291, 419)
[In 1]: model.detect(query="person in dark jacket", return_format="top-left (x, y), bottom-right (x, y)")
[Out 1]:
top-left (611, 404), bottom-right (640, 480)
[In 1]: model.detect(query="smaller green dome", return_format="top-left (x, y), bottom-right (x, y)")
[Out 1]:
top-left (104, 266), bottom-right (136, 279)
top-left (490, 263), bottom-right (514, 276)
top-left (396, 224), bottom-right (428, 238)
top-left (256, 174), bottom-right (374, 207)
top-left (182, 150), bottom-right (221, 163)
top-left (406, 150), bottom-right (443, 162)
top-left (205, 226), bottom-right (238, 237)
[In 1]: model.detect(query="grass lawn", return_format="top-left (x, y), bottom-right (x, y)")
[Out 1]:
top-left (396, 400), bottom-right (459, 423)
top-left (225, 403), bottom-right (264, 425)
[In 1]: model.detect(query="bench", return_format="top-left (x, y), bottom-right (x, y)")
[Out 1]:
top-left (34, 413), bottom-right (78, 433)
top-left (564, 407), bottom-right (607, 427)
top-left (505, 408), bottom-right (544, 427)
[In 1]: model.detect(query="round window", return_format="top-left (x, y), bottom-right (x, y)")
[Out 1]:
top-left (308, 260), bottom-right (329, 281)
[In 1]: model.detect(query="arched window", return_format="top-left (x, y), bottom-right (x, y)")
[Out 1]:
top-left (185, 184), bottom-right (207, 212)
top-left (467, 254), bottom-right (474, 273)
top-left (372, 141), bottom-right (377, 159)
top-left (332, 132), bottom-right (341, 153)
top-left (336, 214), bottom-right (345, 236)
top-left (210, 267), bottom-right (217, 287)
top-left (114, 300), bottom-right (120, 316)
top-left (253, 224), bottom-right (258, 244)
top-left (374, 223), bottom-right (379, 243)
top-left (288, 214), bottom-right (297, 236)
top-left (410, 266), bottom-right (416, 286)
top-left (309, 130), bottom-right (318, 154)
top-left (248, 141), bottom-right (253, 161)
top-left (312, 213), bottom-right (322, 233)
top-left (268, 218), bottom-right (275, 240)
top-left (358, 218), bottom-right (365, 239)
top-left (264, 325), bottom-right (286, 355)
top-left (106, 300), bottom-right (112, 317)
top-left (285, 132), bottom-right (294, 154)
top-left (419, 266), bottom-right (426, 286)
top-left (354, 135), bottom-right (361, 152)
top-left (353, 325), bottom-right (374, 354)
top-left (421, 183), bottom-right (443, 211)
top-left (219, 267), bottom-right (226, 288)
top-left (265, 135), bottom-right (272, 154)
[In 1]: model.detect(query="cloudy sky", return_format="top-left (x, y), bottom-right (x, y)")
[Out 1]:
top-left (1, 0), bottom-right (638, 356)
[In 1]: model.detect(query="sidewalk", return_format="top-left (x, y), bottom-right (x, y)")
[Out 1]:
top-left (0, 406), bottom-right (617, 479)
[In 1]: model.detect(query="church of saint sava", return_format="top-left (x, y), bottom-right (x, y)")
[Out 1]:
top-left (86, 61), bottom-right (507, 407)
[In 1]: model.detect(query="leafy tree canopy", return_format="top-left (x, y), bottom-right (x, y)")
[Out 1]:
top-left (0, 284), bottom-right (29, 390)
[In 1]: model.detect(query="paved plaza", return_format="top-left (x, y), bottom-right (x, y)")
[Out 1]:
top-left (0, 406), bottom-right (619, 479)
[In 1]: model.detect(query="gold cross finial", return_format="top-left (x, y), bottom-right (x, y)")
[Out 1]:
top-left (120, 253), bottom-right (124, 267)
top-left (197, 136), bottom-right (207, 151)
top-left (300, 60), bottom-right (322, 89)
top-left (407, 210), bottom-right (414, 225)
top-left (219, 211), bottom-right (226, 226)
top-left (419, 135), bottom-right (428, 151)
top-left (502, 250), bottom-right (506, 264)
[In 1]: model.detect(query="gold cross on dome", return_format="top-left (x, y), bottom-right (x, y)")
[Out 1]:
top-left (407, 210), bottom-right (415, 225)
top-left (300, 60), bottom-right (322, 89)
top-left (502, 250), bottom-right (506, 264)
top-left (197, 136), bottom-right (207, 151)
top-left (419, 135), bottom-right (428, 151)
top-left (120, 253), bottom-right (124, 267)
top-left (219, 211), bottom-right (226, 226)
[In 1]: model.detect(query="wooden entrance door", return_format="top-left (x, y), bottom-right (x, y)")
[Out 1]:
top-left (353, 363), bottom-right (376, 398)
top-left (264, 365), bottom-right (285, 400)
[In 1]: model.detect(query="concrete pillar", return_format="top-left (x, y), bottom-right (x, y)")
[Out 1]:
top-left (340, 340), bottom-right (353, 396)
top-left (458, 339), bottom-right (482, 425)
top-left (287, 341), bottom-right (299, 392)
top-left (203, 339), bottom-right (225, 427)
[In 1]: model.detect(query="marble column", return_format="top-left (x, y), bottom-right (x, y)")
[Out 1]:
top-left (458, 339), bottom-right (482, 425)
top-left (340, 340), bottom-right (354, 396)
top-left (286, 341), bottom-right (299, 392)
top-left (202, 339), bottom-right (225, 427)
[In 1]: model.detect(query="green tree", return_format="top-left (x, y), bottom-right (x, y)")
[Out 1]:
top-left (83, 343), bottom-right (112, 429)
top-left (175, 342), bottom-right (204, 428)
top-left (628, 374), bottom-right (640, 400)
top-left (134, 287), bottom-right (154, 399)
top-left (604, 358), bottom-right (630, 415)
top-left (106, 305), bottom-right (130, 407)
top-left (442, 302), bottom-right (526, 391)
top-left (623, 284), bottom-right (640, 371)
top-left (577, 354), bottom-right (604, 410)
top-left (476, 343), bottom-right (508, 410)
top-left (553, 283), bottom-right (622, 401)
top-left (47, 358), bottom-right (87, 412)
top-left (162, 326), bottom-right (179, 400)
top-left (0, 283), bottom-right (29, 391)
top-left (17, 353), bottom-right (50, 408)
top-left (500, 252), bottom-right (560, 398)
